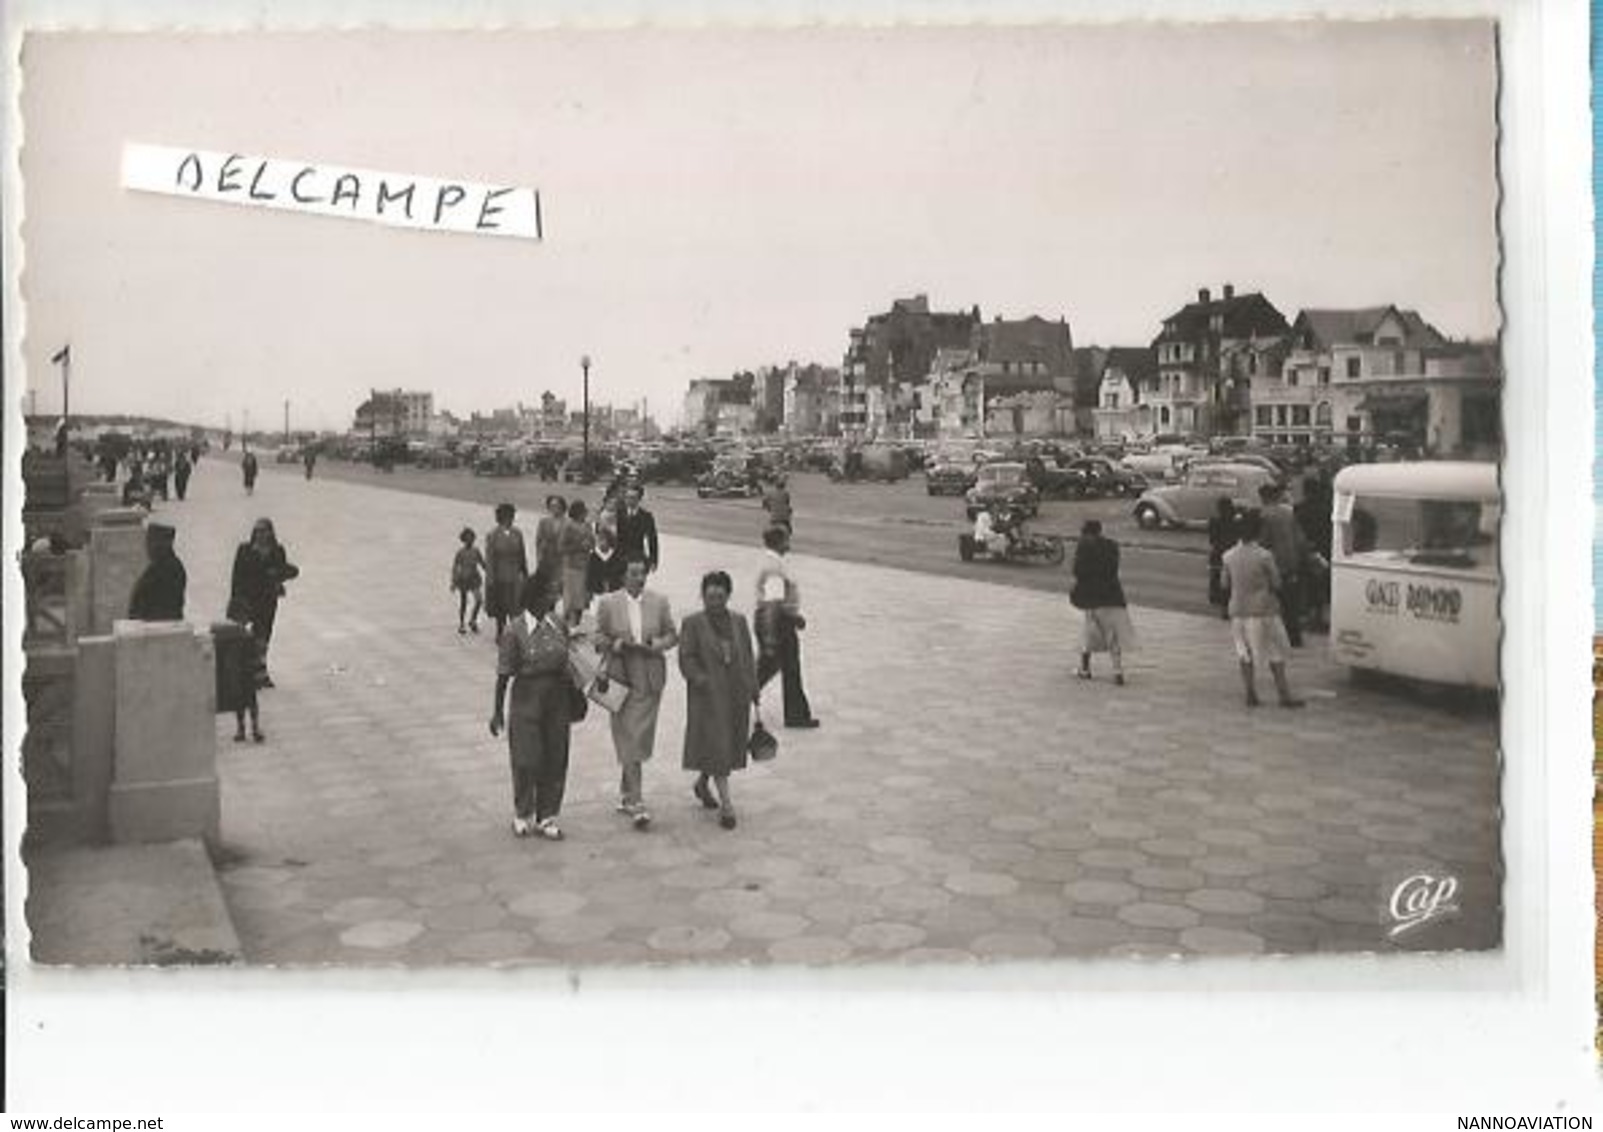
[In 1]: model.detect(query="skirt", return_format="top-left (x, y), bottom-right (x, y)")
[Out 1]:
top-left (561, 565), bottom-right (590, 616)
top-left (485, 577), bottom-right (521, 619)
top-left (610, 687), bottom-right (663, 766)
top-left (1081, 606), bottom-right (1136, 654)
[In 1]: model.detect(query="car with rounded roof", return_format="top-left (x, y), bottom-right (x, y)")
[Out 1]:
top-left (1132, 462), bottom-right (1280, 529)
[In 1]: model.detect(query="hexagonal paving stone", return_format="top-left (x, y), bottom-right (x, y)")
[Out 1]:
top-left (422, 904), bottom-right (507, 932)
top-left (660, 866), bottom-right (738, 891)
top-left (848, 921), bottom-right (929, 950)
top-left (1104, 941), bottom-right (1185, 960)
top-left (1194, 856), bottom-right (1267, 879)
top-left (645, 925), bottom-right (733, 955)
top-left (1047, 916), bottom-right (1133, 951)
top-left (875, 883), bottom-right (954, 914)
top-left (898, 947), bottom-right (979, 964)
top-left (1064, 879), bottom-right (1140, 906)
top-left (445, 930), bottom-right (539, 963)
top-left (943, 871), bottom-right (1020, 897)
top-left (533, 916), bottom-right (617, 946)
top-left (768, 936), bottom-right (854, 964)
top-left (728, 912), bottom-right (812, 941)
top-left (868, 835), bottom-right (936, 858)
top-left (1180, 926), bottom-right (1267, 955)
top-left (1132, 866), bottom-right (1207, 892)
top-left (1183, 888), bottom-right (1267, 916)
top-left (734, 855), bottom-right (808, 880)
top-left (970, 932), bottom-right (1057, 960)
top-left (339, 919), bottom-right (425, 949)
top-left (692, 888), bottom-right (771, 917)
top-left (988, 813), bottom-right (1050, 834)
top-left (1116, 902), bottom-right (1202, 930)
top-left (412, 882), bottom-right (489, 909)
top-left (839, 863), bottom-right (911, 889)
top-left (1078, 847), bottom-right (1148, 871)
top-left (324, 897), bottom-right (412, 925)
top-left (1314, 897), bottom-right (1382, 926)
top-left (1247, 843), bottom-right (1323, 868)
top-left (804, 898), bottom-right (885, 927)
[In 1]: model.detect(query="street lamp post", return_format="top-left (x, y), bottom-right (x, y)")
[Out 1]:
top-left (580, 354), bottom-right (592, 476)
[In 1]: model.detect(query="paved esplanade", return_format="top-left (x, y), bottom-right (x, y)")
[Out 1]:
top-left (164, 460), bottom-right (1500, 964)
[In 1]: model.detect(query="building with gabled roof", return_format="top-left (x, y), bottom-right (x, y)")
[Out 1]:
top-left (1150, 284), bottom-right (1291, 437)
top-left (1269, 305), bottom-right (1496, 456)
top-left (1093, 347), bottom-right (1159, 441)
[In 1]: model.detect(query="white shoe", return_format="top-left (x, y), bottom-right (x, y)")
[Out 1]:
top-left (511, 817), bottom-right (533, 838)
top-left (535, 818), bottom-right (564, 841)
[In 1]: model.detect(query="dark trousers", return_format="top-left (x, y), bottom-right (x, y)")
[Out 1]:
top-left (251, 599), bottom-right (279, 662)
top-left (757, 615), bottom-right (813, 724)
top-left (1277, 574), bottom-right (1304, 647)
top-left (508, 682), bottom-right (571, 821)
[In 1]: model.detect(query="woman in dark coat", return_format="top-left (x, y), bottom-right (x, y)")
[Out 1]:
top-left (229, 518), bottom-right (299, 688)
top-left (679, 570), bottom-right (759, 830)
top-left (1206, 497), bottom-right (1238, 620)
top-left (1071, 519), bottom-right (1135, 685)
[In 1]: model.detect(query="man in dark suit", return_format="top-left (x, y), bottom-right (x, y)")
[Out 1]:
top-left (127, 523), bottom-right (187, 622)
top-left (614, 486), bottom-right (660, 574)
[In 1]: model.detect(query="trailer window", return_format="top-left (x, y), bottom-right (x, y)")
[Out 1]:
top-left (1345, 496), bottom-right (1497, 568)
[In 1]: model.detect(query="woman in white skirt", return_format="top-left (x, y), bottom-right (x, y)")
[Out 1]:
top-left (1070, 519), bottom-right (1135, 685)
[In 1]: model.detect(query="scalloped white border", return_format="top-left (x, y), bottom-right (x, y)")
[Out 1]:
top-left (1, 0), bottom-right (1590, 1113)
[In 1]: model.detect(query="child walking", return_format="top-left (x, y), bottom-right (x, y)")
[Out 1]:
top-left (452, 527), bottom-right (487, 634)
top-left (223, 599), bottom-right (265, 743)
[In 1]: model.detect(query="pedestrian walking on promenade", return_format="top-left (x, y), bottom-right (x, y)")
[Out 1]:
top-left (586, 525), bottom-right (626, 599)
top-left (484, 503), bottom-right (529, 638)
top-left (596, 557), bottom-right (680, 830)
top-left (451, 527), bottom-right (487, 634)
top-left (681, 570), bottom-right (759, 830)
top-left (762, 475), bottom-right (793, 535)
top-left (223, 598), bottom-right (266, 743)
top-left (303, 447), bottom-right (318, 481)
top-left (490, 576), bottom-right (578, 841)
top-left (173, 449), bottom-right (193, 501)
top-left (1206, 497), bottom-right (1238, 620)
top-left (241, 449), bottom-right (259, 496)
top-left (127, 522), bottom-right (187, 622)
top-left (148, 449), bottom-right (171, 502)
top-left (229, 519), bottom-right (300, 688)
top-left (534, 494), bottom-right (568, 576)
top-left (1071, 519), bottom-right (1134, 684)
top-left (615, 486), bottom-right (660, 574)
top-left (754, 525), bottom-right (819, 729)
top-left (1294, 473), bottom-right (1334, 633)
top-left (1221, 509), bottom-right (1305, 710)
top-left (1259, 482), bottom-right (1309, 647)
top-left (559, 499), bottom-right (597, 625)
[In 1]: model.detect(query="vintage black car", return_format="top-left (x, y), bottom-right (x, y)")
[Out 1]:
top-left (965, 462), bottom-right (1041, 520)
top-left (924, 459), bottom-right (976, 496)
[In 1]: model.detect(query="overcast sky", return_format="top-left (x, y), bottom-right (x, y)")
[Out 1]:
top-left (19, 22), bottom-right (1499, 432)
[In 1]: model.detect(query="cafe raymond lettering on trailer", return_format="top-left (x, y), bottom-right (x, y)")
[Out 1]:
top-left (120, 143), bottom-right (543, 241)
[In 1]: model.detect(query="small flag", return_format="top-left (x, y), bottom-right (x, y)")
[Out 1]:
top-left (50, 345), bottom-right (69, 364)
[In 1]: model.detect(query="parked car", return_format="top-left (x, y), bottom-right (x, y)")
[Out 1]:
top-left (1186, 453), bottom-right (1285, 481)
top-left (695, 469), bottom-right (763, 499)
top-left (560, 452), bottom-right (615, 484)
top-left (924, 459), bottom-right (976, 496)
top-left (1132, 463), bottom-right (1280, 529)
top-left (473, 447), bottom-right (523, 477)
top-left (965, 461), bottom-right (1040, 520)
top-left (275, 445), bottom-right (301, 464)
top-left (1122, 449), bottom-right (1184, 483)
top-left (828, 444), bottom-right (910, 483)
top-left (1027, 457), bottom-right (1093, 500)
top-left (414, 444), bottom-right (460, 469)
top-left (1064, 456), bottom-right (1147, 498)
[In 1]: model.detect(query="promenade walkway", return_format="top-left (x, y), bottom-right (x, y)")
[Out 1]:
top-left (157, 458), bottom-right (1500, 964)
